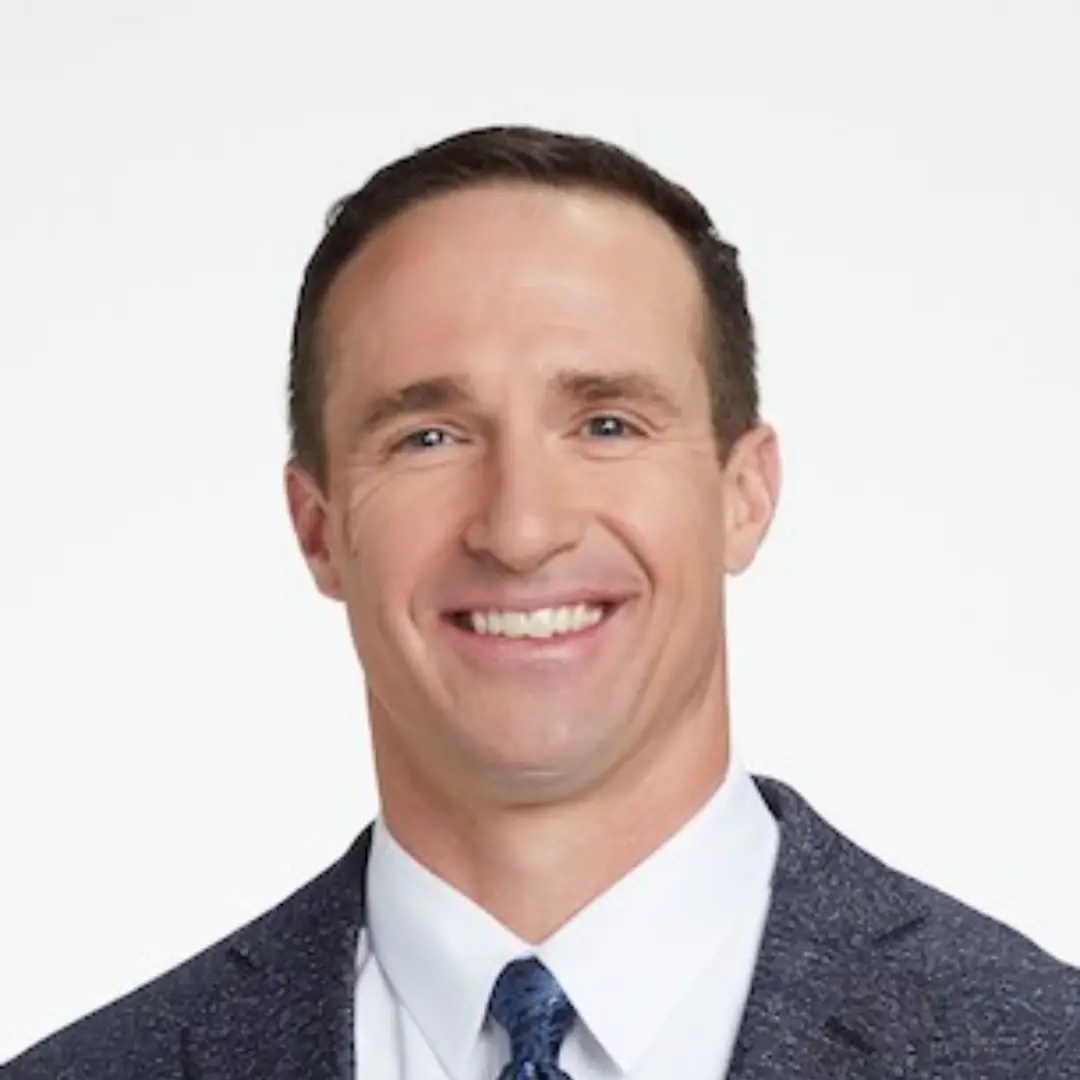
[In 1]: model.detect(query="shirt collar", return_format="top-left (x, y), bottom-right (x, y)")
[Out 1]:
top-left (365, 760), bottom-right (778, 1076)
top-left (538, 762), bottom-right (778, 1070)
top-left (366, 814), bottom-right (526, 1076)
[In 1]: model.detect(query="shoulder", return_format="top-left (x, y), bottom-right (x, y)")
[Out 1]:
top-left (2, 839), bottom-right (368, 1080)
top-left (831, 827), bottom-right (1080, 1075)
top-left (758, 777), bottom-right (1080, 1076)
top-left (901, 869), bottom-right (1080, 1071)
top-left (2, 930), bottom-right (232, 1079)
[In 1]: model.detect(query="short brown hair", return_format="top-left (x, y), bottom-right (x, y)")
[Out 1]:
top-left (288, 125), bottom-right (759, 489)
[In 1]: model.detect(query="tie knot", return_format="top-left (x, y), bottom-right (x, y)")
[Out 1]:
top-left (488, 958), bottom-right (576, 1069)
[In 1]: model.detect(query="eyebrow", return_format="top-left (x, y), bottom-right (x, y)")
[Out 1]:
top-left (348, 375), bottom-right (473, 447)
top-left (552, 369), bottom-right (682, 418)
top-left (348, 367), bottom-right (683, 447)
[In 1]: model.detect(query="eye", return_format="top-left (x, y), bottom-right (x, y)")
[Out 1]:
top-left (581, 414), bottom-right (644, 439)
top-left (394, 427), bottom-right (456, 452)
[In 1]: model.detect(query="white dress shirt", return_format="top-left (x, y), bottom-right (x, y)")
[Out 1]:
top-left (356, 761), bottom-right (779, 1079)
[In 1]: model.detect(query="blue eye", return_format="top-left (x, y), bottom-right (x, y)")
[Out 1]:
top-left (582, 415), bottom-right (641, 438)
top-left (397, 427), bottom-right (454, 451)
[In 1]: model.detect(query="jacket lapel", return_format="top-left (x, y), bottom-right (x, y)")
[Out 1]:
top-left (181, 779), bottom-right (946, 1080)
top-left (181, 830), bottom-right (372, 1080)
top-left (726, 778), bottom-right (941, 1080)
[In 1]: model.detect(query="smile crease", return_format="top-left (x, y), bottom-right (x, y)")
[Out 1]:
top-left (456, 603), bottom-right (610, 639)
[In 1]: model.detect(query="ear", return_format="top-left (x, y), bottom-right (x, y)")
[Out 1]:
top-left (720, 424), bottom-right (782, 575)
top-left (284, 460), bottom-right (345, 601)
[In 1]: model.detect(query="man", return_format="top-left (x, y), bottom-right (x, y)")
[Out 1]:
top-left (6, 125), bottom-right (1078, 1079)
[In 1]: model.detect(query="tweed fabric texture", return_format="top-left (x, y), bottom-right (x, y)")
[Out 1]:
top-left (4, 776), bottom-right (1080, 1079)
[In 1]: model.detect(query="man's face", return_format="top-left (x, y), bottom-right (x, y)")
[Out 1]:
top-left (288, 183), bottom-right (778, 808)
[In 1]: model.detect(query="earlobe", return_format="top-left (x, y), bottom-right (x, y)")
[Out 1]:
top-left (284, 462), bottom-right (345, 601)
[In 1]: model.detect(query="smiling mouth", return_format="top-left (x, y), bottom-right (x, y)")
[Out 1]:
top-left (447, 601), bottom-right (620, 640)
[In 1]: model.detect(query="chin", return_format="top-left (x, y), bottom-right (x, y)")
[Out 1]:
top-left (464, 735), bottom-right (624, 804)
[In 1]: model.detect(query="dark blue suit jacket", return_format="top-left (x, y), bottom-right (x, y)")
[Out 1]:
top-left (5, 777), bottom-right (1079, 1078)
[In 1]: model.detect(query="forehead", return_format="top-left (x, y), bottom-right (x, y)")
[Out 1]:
top-left (319, 183), bottom-right (706, 390)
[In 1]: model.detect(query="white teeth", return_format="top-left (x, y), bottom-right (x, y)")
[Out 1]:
top-left (467, 603), bottom-right (606, 639)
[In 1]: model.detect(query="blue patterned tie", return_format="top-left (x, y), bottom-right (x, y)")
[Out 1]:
top-left (488, 957), bottom-right (577, 1079)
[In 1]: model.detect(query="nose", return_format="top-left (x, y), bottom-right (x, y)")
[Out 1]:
top-left (462, 437), bottom-right (585, 573)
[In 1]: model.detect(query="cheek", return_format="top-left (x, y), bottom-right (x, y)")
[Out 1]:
top-left (606, 456), bottom-right (725, 562)
top-left (336, 473), bottom-right (462, 616)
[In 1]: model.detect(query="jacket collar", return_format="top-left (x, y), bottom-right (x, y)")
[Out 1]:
top-left (725, 778), bottom-right (938, 1079)
top-left (183, 777), bottom-right (936, 1079)
top-left (183, 832), bottom-right (370, 1080)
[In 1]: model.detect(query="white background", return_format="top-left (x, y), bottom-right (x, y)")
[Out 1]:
top-left (2, 0), bottom-right (1078, 1062)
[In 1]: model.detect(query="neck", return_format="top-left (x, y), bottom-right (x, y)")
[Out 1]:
top-left (371, 680), bottom-right (731, 944)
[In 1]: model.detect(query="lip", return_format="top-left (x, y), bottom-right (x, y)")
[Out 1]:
top-left (436, 598), bottom-right (631, 670)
